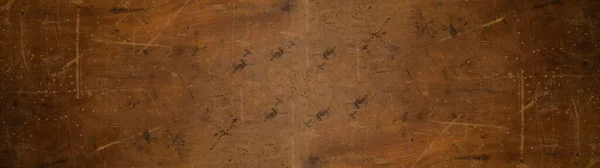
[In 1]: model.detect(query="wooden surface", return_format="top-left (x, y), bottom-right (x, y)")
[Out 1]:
top-left (1, 0), bottom-right (599, 167)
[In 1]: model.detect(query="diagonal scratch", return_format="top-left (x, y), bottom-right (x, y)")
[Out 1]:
top-left (138, 0), bottom-right (192, 54)
top-left (439, 17), bottom-right (504, 42)
top-left (410, 114), bottom-right (462, 168)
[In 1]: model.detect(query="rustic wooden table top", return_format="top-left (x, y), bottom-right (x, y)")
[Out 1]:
top-left (0, 0), bottom-right (599, 167)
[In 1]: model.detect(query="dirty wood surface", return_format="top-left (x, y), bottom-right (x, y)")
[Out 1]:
top-left (1, 0), bottom-right (600, 167)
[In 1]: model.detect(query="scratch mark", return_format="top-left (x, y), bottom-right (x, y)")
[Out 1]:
top-left (410, 115), bottom-right (462, 168)
top-left (239, 87), bottom-right (244, 128)
top-left (571, 99), bottom-right (580, 157)
top-left (75, 6), bottom-right (81, 99)
top-left (304, 0), bottom-right (309, 69)
top-left (139, 0), bottom-right (192, 54)
top-left (96, 127), bottom-right (161, 152)
top-left (439, 17), bottom-right (504, 42)
top-left (91, 39), bottom-right (172, 48)
top-left (428, 120), bottom-right (507, 130)
top-left (19, 11), bottom-right (28, 69)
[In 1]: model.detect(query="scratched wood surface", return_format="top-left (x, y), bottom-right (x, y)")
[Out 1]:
top-left (0, 0), bottom-right (599, 167)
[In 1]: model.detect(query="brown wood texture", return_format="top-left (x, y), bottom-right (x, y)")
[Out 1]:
top-left (1, 0), bottom-right (599, 167)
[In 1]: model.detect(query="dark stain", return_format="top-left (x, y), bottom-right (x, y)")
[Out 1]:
top-left (39, 159), bottom-right (67, 168)
top-left (143, 130), bottom-right (151, 144)
top-left (455, 154), bottom-right (490, 161)
top-left (316, 107), bottom-right (329, 121)
top-left (582, 60), bottom-right (588, 69)
top-left (281, 0), bottom-right (294, 11)
top-left (233, 59), bottom-right (248, 73)
top-left (534, 0), bottom-right (561, 8)
top-left (270, 47), bottom-right (285, 61)
top-left (322, 47), bottom-right (336, 60)
top-left (264, 108), bottom-right (278, 121)
top-left (353, 95), bottom-right (368, 109)
top-left (304, 156), bottom-right (320, 167)
top-left (449, 24), bottom-right (457, 38)
top-left (10, 99), bottom-right (17, 107)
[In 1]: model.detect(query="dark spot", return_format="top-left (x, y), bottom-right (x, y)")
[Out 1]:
top-left (353, 95), bottom-right (368, 109)
top-left (233, 59), bottom-right (247, 73)
top-left (11, 100), bottom-right (18, 107)
top-left (270, 47), bottom-right (285, 61)
top-left (305, 156), bottom-right (320, 167)
top-left (316, 107), bottom-right (329, 121)
top-left (362, 45), bottom-right (368, 50)
top-left (264, 108), bottom-right (278, 121)
top-left (232, 118), bottom-right (238, 123)
top-left (143, 130), bottom-right (151, 143)
top-left (142, 49), bottom-right (149, 55)
top-left (322, 47), bottom-right (335, 60)
top-left (449, 24), bottom-right (457, 38)
top-left (451, 113), bottom-right (458, 119)
top-left (281, 0), bottom-right (294, 11)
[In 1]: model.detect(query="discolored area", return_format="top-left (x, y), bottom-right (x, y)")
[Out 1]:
top-left (0, 0), bottom-right (599, 167)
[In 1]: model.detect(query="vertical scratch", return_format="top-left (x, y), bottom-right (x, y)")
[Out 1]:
top-left (231, 3), bottom-right (236, 60)
top-left (571, 99), bottom-right (581, 156)
top-left (19, 11), bottom-right (28, 69)
top-left (364, 129), bottom-right (368, 165)
top-left (519, 70), bottom-right (525, 162)
top-left (304, 0), bottom-right (309, 69)
top-left (240, 87), bottom-right (244, 128)
top-left (291, 99), bottom-right (295, 168)
top-left (356, 40), bottom-right (360, 81)
top-left (75, 6), bottom-right (81, 99)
